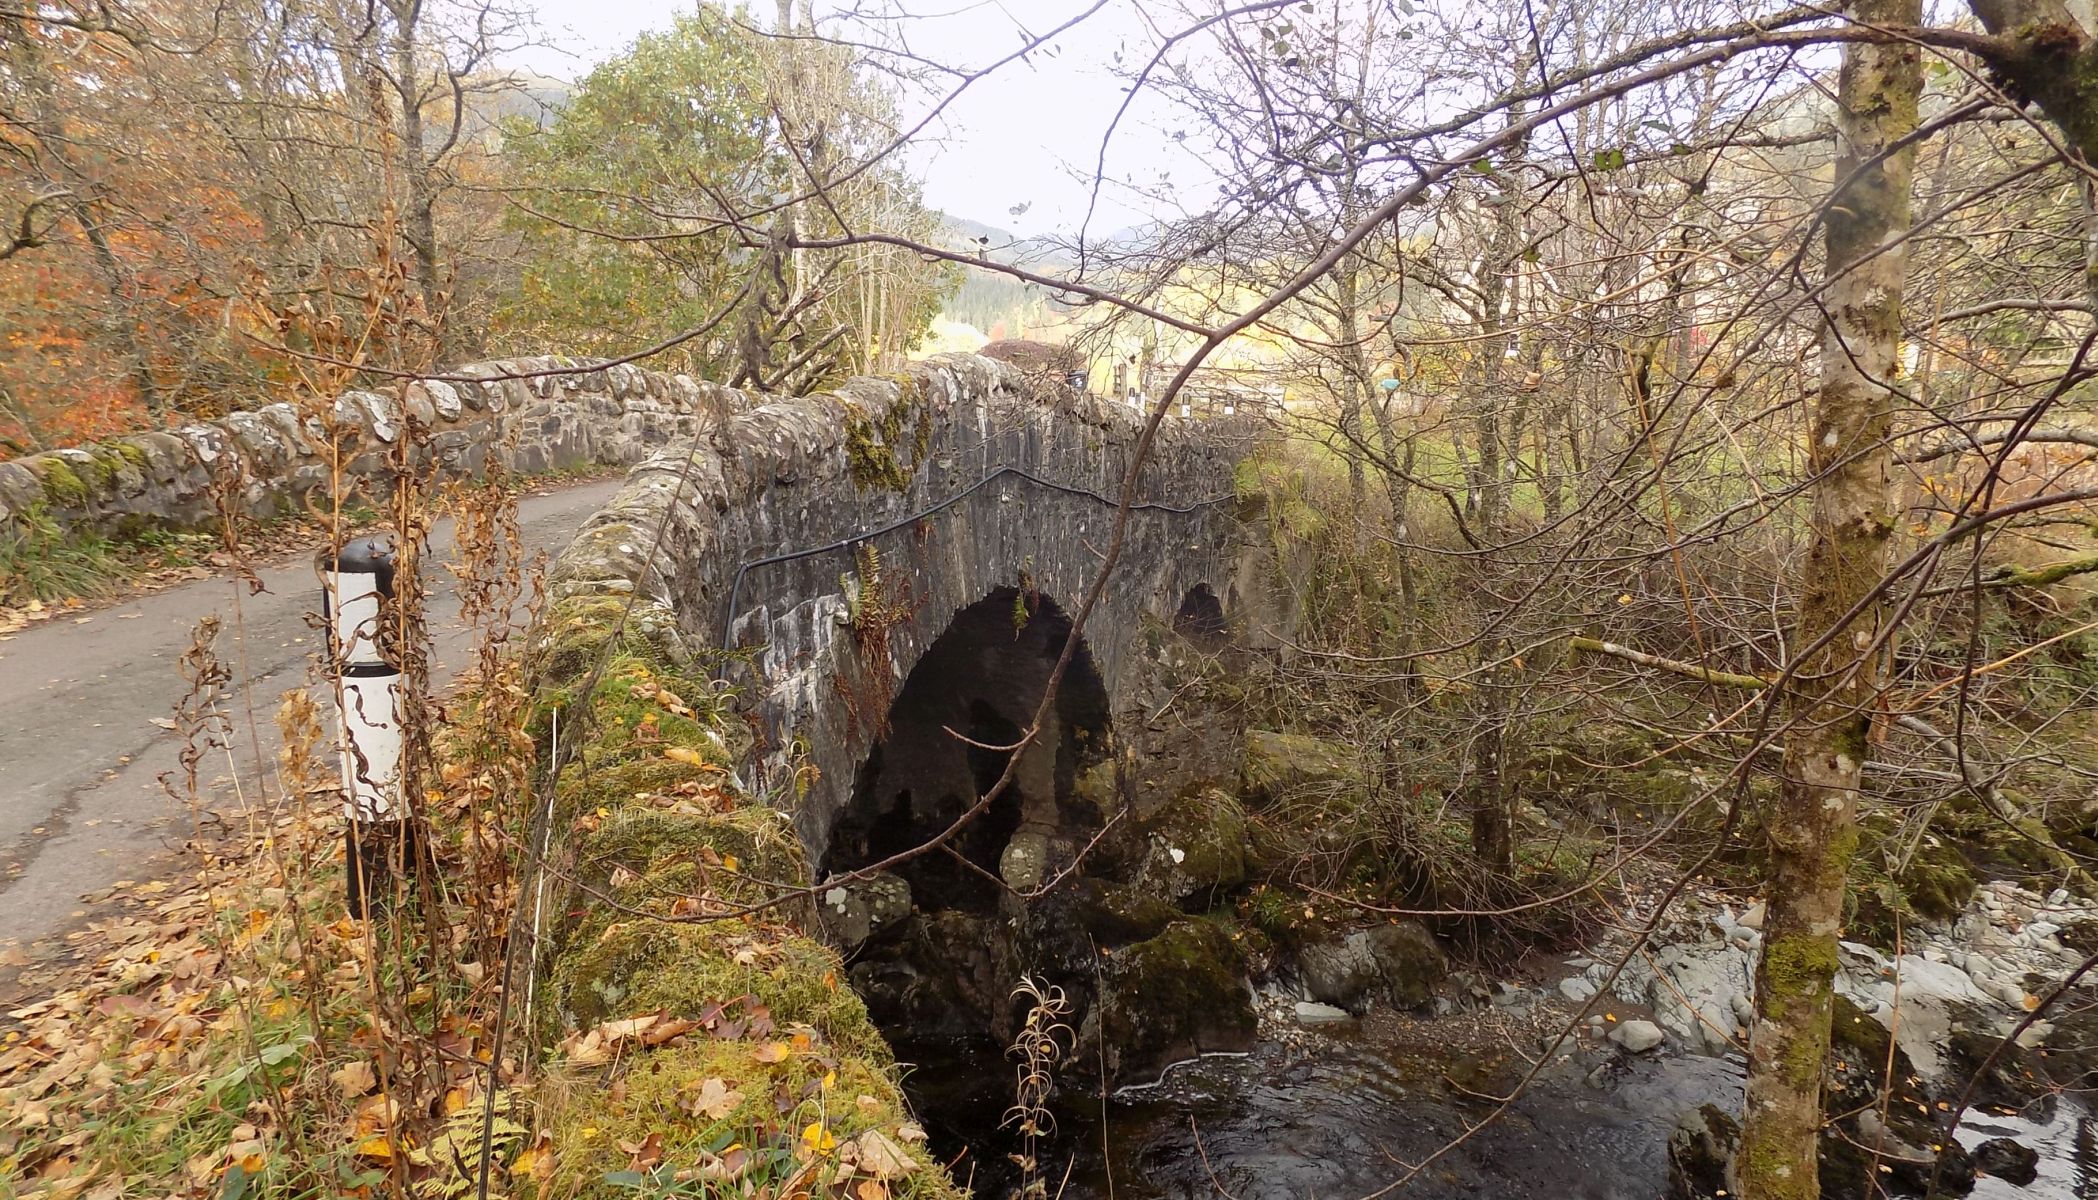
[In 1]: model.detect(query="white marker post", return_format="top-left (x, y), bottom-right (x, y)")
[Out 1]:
top-left (320, 535), bottom-right (403, 917)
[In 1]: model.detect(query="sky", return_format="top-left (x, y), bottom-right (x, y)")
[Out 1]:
top-left (508, 1), bottom-right (1190, 239)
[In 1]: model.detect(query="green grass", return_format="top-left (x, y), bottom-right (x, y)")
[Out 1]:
top-left (0, 503), bottom-right (130, 604)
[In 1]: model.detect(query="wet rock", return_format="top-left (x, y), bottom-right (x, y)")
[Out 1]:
top-left (1821, 994), bottom-right (1976, 1197)
top-left (1093, 919), bottom-right (1257, 1084)
top-left (1240, 730), bottom-right (1355, 806)
top-left (1667, 1103), bottom-right (1737, 1200)
top-left (817, 871), bottom-right (912, 952)
top-left (1843, 1111), bottom-right (1976, 1196)
top-left (1296, 922), bottom-right (1446, 1013)
top-left (1135, 787), bottom-right (1250, 910)
top-left (1610, 1020), bottom-right (1665, 1053)
top-left (1974, 1138), bottom-right (2040, 1186)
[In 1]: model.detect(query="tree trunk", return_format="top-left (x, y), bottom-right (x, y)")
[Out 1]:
top-left (1735, 2), bottom-right (1919, 1196)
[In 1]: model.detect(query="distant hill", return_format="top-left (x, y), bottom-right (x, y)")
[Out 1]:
top-left (934, 214), bottom-right (1078, 342)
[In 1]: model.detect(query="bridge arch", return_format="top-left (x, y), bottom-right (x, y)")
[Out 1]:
top-left (820, 586), bottom-right (1113, 911)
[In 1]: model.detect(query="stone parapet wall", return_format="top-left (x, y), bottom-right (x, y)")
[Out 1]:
top-left (0, 357), bottom-right (737, 539)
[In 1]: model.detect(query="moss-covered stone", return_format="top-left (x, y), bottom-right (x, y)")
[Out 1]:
top-left (841, 379), bottom-right (927, 494)
top-left (1241, 729), bottom-right (1355, 805)
top-left (1095, 918), bottom-right (1256, 1083)
top-left (1846, 819), bottom-right (1978, 948)
top-left (577, 806), bottom-right (805, 906)
top-left (32, 458), bottom-right (89, 507)
top-left (1137, 787), bottom-right (1250, 909)
top-left (1061, 877), bottom-right (1180, 947)
top-left (551, 919), bottom-right (881, 1055)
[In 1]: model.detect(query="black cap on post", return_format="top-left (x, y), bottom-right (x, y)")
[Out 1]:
top-left (318, 535), bottom-right (397, 597)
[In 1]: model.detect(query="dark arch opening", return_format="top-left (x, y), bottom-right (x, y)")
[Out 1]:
top-left (820, 586), bottom-right (1112, 907)
top-left (1173, 582), bottom-right (1228, 641)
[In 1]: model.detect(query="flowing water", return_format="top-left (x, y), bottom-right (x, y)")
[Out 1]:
top-left (900, 1013), bottom-right (2098, 1199)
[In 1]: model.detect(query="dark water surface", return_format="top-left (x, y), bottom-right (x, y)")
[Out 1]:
top-left (903, 1019), bottom-right (2098, 1200)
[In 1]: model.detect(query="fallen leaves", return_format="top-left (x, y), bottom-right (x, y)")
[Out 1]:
top-left (682, 1076), bottom-right (745, 1120)
top-left (330, 1059), bottom-right (377, 1098)
top-left (559, 1011), bottom-right (701, 1065)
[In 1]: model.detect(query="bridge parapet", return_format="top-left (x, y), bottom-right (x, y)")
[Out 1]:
top-left (0, 357), bottom-right (732, 538)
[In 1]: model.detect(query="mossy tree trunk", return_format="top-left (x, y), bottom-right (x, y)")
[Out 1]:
top-left (1736, 3), bottom-right (1919, 1196)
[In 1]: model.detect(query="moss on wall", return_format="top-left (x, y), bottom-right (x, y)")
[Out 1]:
top-left (842, 377), bottom-right (927, 494)
top-left (528, 595), bottom-right (961, 1199)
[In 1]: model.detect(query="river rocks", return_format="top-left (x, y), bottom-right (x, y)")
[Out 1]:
top-left (1559, 976), bottom-right (1598, 1004)
top-left (1293, 1001), bottom-right (1352, 1025)
top-left (1610, 1020), bottom-right (1665, 1053)
top-left (1093, 919), bottom-right (1257, 1083)
top-left (1240, 730), bottom-right (1355, 805)
top-left (817, 871), bottom-right (912, 953)
top-left (1135, 787), bottom-right (1251, 910)
top-left (1974, 1137), bottom-right (2040, 1186)
top-left (1297, 922), bottom-right (1446, 1013)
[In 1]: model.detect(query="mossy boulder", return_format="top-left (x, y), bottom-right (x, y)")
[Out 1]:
top-left (1135, 787), bottom-right (1250, 910)
top-left (576, 805), bottom-right (806, 908)
top-left (1848, 820), bottom-right (1978, 948)
top-left (1093, 919), bottom-right (1256, 1084)
top-left (1296, 922), bottom-right (1445, 1013)
top-left (1241, 729), bottom-right (1355, 806)
top-left (1060, 877), bottom-right (1181, 947)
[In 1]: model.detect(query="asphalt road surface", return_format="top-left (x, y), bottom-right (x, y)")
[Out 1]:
top-left (0, 476), bottom-right (622, 958)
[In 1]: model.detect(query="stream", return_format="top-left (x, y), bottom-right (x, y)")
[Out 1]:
top-left (899, 1008), bottom-right (2098, 1200)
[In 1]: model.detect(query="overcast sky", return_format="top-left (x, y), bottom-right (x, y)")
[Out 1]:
top-left (509, 1), bottom-right (1189, 238)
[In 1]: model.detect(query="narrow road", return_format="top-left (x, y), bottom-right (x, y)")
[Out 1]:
top-left (0, 477), bottom-right (622, 958)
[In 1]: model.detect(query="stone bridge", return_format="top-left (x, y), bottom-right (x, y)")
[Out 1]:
top-left (543, 352), bottom-right (1259, 879)
top-left (528, 353), bottom-right (1281, 1188)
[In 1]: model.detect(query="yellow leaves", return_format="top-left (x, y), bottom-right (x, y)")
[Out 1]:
top-left (721, 854), bottom-right (739, 874)
top-left (752, 1040), bottom-right (792, 1064)
top-left (800, 1122), bottom-right (837, 1155)
top-left (664, 745), bottom-right (708, 768)
top-left (355, 1135), bottom-right (396, 1161)
top-left (511, 1135), bottom-right (555, 1181)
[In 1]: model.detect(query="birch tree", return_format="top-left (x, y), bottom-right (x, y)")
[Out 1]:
top-left (1738, 0), bottom-right (1921, 1194)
